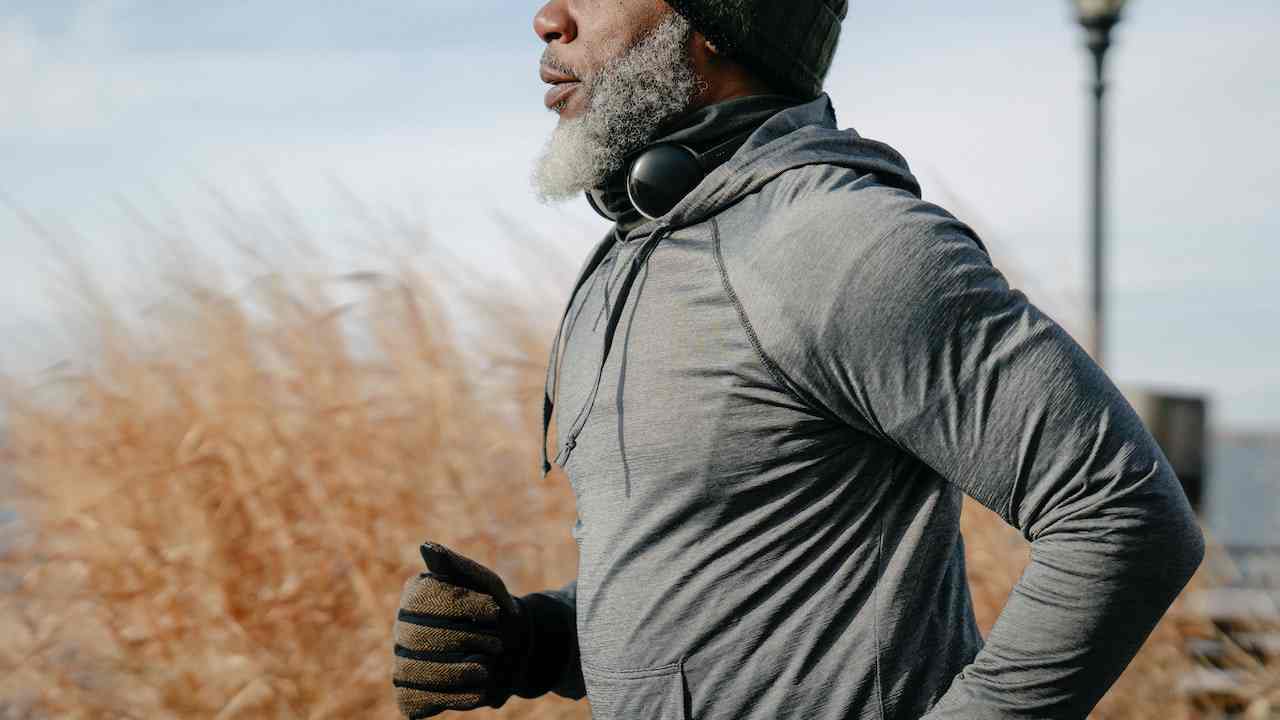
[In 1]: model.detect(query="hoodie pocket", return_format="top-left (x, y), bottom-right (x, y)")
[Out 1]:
top-left (581, 656), bottom-right (688, 720)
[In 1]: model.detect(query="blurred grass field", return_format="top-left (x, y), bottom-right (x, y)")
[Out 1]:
top-left (0, 221), bottom-right (1272, 719)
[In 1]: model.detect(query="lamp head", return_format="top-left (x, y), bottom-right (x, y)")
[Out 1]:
top-left (1073, 0), bottom-right (1127, 30)
top-left (1073, 0), bottom-right (1126, 54)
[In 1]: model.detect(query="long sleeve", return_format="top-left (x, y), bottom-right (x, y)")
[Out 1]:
top-left (516, 578), bottom-right (585, 701)
top-left (751, 200), bottom-right (1205, 718)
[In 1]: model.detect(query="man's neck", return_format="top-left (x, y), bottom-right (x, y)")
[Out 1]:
top-left (587, 93), bottom-right (805, 233)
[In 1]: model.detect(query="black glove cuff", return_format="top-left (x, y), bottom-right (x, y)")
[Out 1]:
top-left (510, 591), bottom-right (578, 699)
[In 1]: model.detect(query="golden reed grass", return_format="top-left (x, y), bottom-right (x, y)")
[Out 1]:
top-left (0, 232), bottom-right (1270, 718)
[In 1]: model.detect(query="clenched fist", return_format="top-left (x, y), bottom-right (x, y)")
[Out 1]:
top-left (393, 542), bottom-right (532, 718)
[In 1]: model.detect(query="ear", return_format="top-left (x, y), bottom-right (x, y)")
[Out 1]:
top-left (690, 29), bottom-right (718, 57)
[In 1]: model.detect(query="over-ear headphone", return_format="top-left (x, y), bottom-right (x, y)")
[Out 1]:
top-left (588, 128), bottom-right (758, 222)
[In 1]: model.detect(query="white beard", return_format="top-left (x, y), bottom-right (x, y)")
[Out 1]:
top-left (531, 12), bottom-right (704, 203)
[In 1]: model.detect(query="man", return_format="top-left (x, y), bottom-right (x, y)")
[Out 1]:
top-left (392, 1), bottom-right (1206, 718)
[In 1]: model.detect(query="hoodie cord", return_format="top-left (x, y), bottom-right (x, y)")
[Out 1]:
top-left (541, 232), bottom-right (620, 476)
top-left (541, 226), bottom-right (671, 476)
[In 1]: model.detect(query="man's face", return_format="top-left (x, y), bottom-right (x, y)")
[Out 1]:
top-left (534, 0), bottom-right (671, 122)
top-left (530, 1), bottom-right (704, 202)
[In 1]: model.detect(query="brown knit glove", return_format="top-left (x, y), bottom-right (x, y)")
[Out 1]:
top-left (393, 542), bottom-right (532, 718)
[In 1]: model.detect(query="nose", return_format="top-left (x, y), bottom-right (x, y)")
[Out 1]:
top-left (533, 0), bottom-right (576, 44)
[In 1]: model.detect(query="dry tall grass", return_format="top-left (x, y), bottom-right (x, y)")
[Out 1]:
top-left (0, 241), bottom-right (581, 718)
top-left (0, 226), bottom-right (1267, 718)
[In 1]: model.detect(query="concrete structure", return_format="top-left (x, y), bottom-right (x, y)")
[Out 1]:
top-left (1124, 387), bottom-right (1208, 512)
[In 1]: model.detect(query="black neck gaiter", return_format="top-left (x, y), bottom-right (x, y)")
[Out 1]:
top-left (587, 93), bottom-right (803, 235)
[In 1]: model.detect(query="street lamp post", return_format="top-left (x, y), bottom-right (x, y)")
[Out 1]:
top-left (1072, 0), bottom-right (1126, 368)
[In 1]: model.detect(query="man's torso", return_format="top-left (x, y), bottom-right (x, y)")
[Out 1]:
top-left (552, 172), bottom-right (985, 720)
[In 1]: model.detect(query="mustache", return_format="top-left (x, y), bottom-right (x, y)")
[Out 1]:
top-left (540, 47), bottom-right (589, 83)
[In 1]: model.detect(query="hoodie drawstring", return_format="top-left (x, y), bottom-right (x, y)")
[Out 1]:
top-left (541, 226), bottom-right (672, 476)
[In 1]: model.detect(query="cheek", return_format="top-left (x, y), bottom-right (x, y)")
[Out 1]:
top-left (578, 4), bottom-right (658, 65)
top-left (580, 34), bottom-right (619, 74)
top-left (572, 46), bottom-right (611, 98)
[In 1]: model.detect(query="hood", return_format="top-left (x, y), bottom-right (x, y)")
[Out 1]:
top-left (541, 92), bottom-right (923, 476)
top-left (655, 92), bottom-right (922, 233)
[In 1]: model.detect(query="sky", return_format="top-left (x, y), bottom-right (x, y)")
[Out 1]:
top-left (1, 1), bottom-right (1278, 430)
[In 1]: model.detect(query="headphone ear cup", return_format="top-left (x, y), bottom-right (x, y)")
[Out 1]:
top-left (627, 144), bottom-right (706, 220)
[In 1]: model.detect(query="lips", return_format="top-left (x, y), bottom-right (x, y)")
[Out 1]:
top-left (540, 64), bottom-right (581, 111)
top-left (544, 81), bottom-right (581, 110)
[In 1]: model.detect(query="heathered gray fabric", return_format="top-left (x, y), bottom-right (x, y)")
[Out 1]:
top-left (532, 93), bottom-right (1205, 719)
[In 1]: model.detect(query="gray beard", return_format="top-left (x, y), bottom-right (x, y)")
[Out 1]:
top-left (532, 12), bottom-right (704, 203)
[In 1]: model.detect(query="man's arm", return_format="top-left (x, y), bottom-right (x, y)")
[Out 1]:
top-left (728, 197), bottom-right (1205, 718)
top-left (516, 578), bottom-right (585, 700)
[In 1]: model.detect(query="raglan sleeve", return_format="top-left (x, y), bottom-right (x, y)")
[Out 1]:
top-left (786, 203), bottom-right (1204, 718)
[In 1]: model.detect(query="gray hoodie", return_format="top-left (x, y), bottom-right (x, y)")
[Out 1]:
top-left (530, 93), bottom-right (1204, 720)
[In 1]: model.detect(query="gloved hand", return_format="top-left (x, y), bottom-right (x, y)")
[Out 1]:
top-left (393, 542), bottom-right (532, 719)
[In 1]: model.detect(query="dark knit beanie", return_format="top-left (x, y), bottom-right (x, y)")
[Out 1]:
top-left (666, 0), bottom-right (848, 99)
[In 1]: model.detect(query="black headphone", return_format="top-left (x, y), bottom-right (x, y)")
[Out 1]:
top-left (587, 128), bottom-right (758, 222)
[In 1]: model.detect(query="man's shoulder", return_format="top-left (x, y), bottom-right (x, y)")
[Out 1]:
top-left (713, 160), bottom-right (989, 287)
